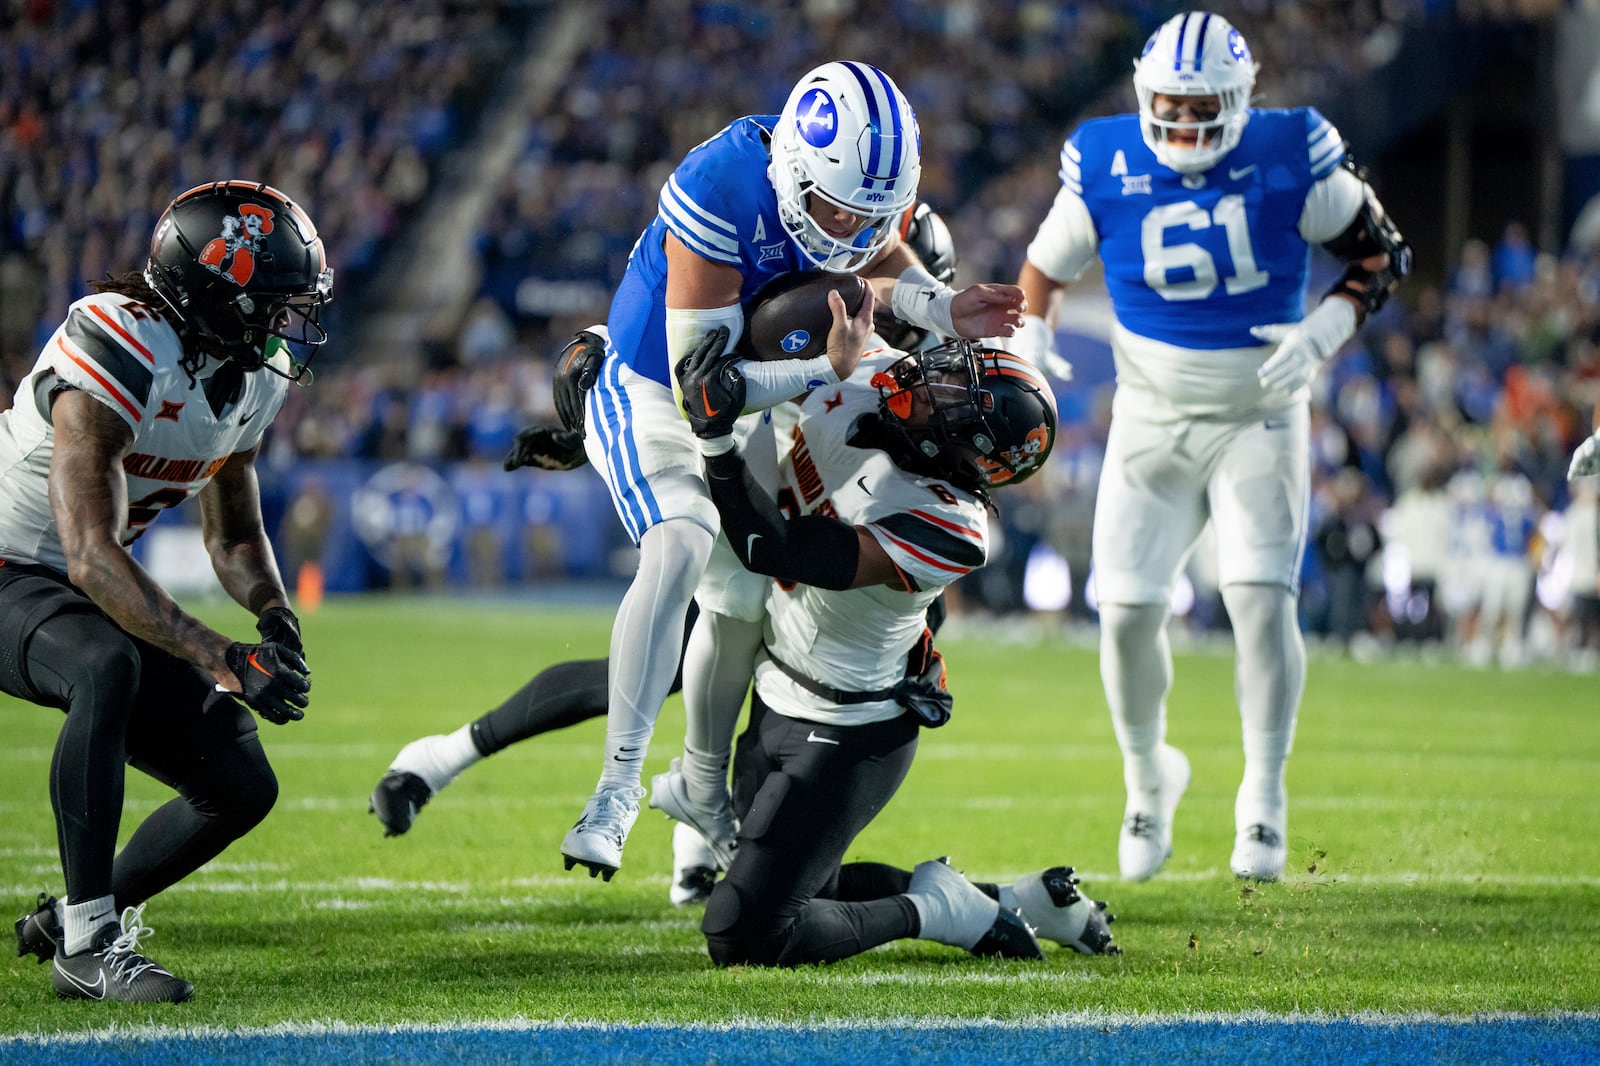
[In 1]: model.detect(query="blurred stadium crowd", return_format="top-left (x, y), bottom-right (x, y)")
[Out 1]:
top-left (2, 0), bottom-right (1596, 666)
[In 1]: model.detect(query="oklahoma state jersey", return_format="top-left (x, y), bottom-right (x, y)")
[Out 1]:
top-left (0, 291), bottom-right (289, 574)
top-left (756, 353), bottom-right (989, 728)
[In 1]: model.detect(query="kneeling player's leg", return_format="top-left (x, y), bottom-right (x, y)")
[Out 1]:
top-left (702, 702), bottom-right (919, 967)
top-left (116, 649), bottom-right (278, 906)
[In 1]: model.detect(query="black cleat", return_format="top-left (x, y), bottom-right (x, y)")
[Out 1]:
top-left (561, 855), bottom-right (616, 882)
top-left (16, 893), bottom-right (62, 963)
top-left (970, 906), bottom-right (1045, 960)
top-left (671, 866), bottom-right (717, 907)
top-left (50, 904), bottom-right (193, 1004)
top-left (369, 771), bottom-right (434, 837)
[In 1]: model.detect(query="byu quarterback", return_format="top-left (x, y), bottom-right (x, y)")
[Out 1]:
top-left (1013, 11), bottom-right (1411, 883)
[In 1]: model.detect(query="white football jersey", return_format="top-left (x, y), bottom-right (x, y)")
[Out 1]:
top-left (0, 291), bottom-right (289, 574)
top-left (755, 353), bottom-right (989, 728)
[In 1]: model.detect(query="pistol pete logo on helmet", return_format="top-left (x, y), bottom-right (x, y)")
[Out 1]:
top-left (197, 204), bottom-right (276, 286)
top-left (975, 425), bottom-right (1052, 485)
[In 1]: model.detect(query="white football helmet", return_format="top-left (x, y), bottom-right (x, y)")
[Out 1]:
top-left (1132, 11), bottom-right (1259, 174)
top-left (769, 61), bottom-right (921, 273)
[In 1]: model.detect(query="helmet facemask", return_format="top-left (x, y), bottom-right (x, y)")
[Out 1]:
top-left (872, 341), bottom-right (994, 492)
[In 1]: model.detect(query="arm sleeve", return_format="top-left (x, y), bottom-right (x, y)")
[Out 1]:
top-left (1298, 164), bottom-right (1366, 245)
top-left (1023, 185), bottom-right (1100, 285)
top-left (703, 448), bottom-right (861, 590)
top-left (738, 355), bottom-right (839, 410)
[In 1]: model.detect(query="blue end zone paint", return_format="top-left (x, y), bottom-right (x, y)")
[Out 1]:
top-left (3, 1018), bottom-right (1597, 1066)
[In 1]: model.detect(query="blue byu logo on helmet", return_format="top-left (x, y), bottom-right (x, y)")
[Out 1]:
top-left (1228, 28), bottom-right (1252, 63)
top-left (795, 89), bottom-right (838, 148)
top-left (781, 329), bottom-right (811, 353)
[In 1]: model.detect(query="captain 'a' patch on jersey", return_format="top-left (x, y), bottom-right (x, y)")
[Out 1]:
top-left (0, 291), bottom-right (290, 572)
top-left (785, 355), bottom-right (988, 594)
top-left (1063, 107), bottom-right (1343, 350)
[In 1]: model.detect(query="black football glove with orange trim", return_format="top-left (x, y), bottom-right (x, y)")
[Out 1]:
top-left (224, 641), bottom-right (311, 725)
top-left (674, 326), bottom-right (742, 441)
top-left (553, 329), bottom-right (607, 433)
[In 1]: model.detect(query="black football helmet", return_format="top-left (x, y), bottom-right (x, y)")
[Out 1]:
top-left (145, 181), bottom-right (332, 376)
top-left (872, 339), bottom-right (1057, 493)
top-left (875, 200), bottom-right (958, 351)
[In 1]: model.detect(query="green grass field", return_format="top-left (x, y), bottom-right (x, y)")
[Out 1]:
top-left (1, 595), bottom-right (1597, 1033)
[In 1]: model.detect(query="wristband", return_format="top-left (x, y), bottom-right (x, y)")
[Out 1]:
top-left (891, 265), bottom-right (957, 339)
top-left (698, 434), bottom-right (737, 457)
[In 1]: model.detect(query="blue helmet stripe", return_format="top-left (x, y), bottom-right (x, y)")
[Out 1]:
top-left (864, 64), bottom-right (905, 182)
top-left (1194, 13), bottom-right (1212, 66)
top-left (841, 61), bottom-right (885, 190)
top-left (1172, 12), bottom-right (1189, 71)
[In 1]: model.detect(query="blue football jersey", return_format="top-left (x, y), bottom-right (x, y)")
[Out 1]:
top-left (608, 115), bottom-right (809, 385)
top-left (1065, 107), bottom-right (1344, 350)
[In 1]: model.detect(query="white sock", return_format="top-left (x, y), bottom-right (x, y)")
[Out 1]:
top-left (1221, 584), bottom-right (1304, 824)
top-left (997, 884), bottom-right (1018, 911)
top-left (597, 519), bottom-right (714, 791)
top-left (62, 895), bottom-right (116, 956)
top-left (1099, 602), bottom-right (1173, 794)
top-left (679, 610), bottom-right (762, 807)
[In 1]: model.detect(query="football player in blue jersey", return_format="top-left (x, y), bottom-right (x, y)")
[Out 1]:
top-left (3, 182), bottom-right (330, 1001)
top-left (559, 61), bottom-right (1026, 881)
top-left (1011, 12), bottom-right (1410, 882)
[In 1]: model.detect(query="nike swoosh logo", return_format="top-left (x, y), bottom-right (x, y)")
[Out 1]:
top-left (1230, 165), bottom-right (1257, 180)
top-left (246, 652), bottom-right (273, 677)
top-left (746, 533), bottom-right (761, 558)
top-left (239, 409), bottom-right (258, 426)
top-left (1263, 419), bottom-right (1289, 430)
top-left (856, 476), bottom-right (872, 496)
top-left (700, 382), bottom-right (722, 418)
top-left (806, 731), bottom-right (840, 746)
top-left (53, 960), bottom-right (106, 999)
top-left (611, 745), bottom-right (639, 763)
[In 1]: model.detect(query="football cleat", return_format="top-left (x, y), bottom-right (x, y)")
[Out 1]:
top-left (368, 771), bottom-right (433, 837)
top-left (16, 893), bottom-right (62, 963)
top-left (649, 758), bottom-right (737, 870)
top-left (1230, 821), bottom-right (1288, 882)
top-left (906, 858), bottom-right (1042, 960)
top-left (1118, 744), bottom-right (1190, 882)
top-left (670, 823), bottom-right (719, 907)
top-left (560, 784), bottom-right (646, 882)
top-left (1010, 866), bottom-right (1120, 955)
top-left (50, 904), bottom-right (193, 1004)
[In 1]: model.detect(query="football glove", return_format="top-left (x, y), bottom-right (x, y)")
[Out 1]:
top-left (552, 328), bottom-right (607, 433)
top-left (224, 641), bottom-right (311, 725)
top-left (1252, 298), bottom-right (1358, 395)
top-left (503, 423), bottom-right (588, 472)
top-left (1570, 431), bottom-right (1600, 481)
top-left (255, 606), bottom-right (303, 658)
top-left (674, 326), bottom-right (743, 441)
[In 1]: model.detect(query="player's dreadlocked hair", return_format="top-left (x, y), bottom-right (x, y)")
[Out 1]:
top-left (89, 271), bottom-right (206, 385)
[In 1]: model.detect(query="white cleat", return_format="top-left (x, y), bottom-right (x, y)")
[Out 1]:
top-left (669, 822), bottom-right (719, 907)
top-left (1010, 866), bottom-right (1119, 955)
top-left (906, 858), bottom-right (1042, 960)
top-left (561, 784), bottom-right (646, 881)
top-left (1230, 820), bottom-right (1288, 881)
top-left (1118, 744), bottom-right (1190, 882)
top-left (649, 758), bottom-right (738, 870)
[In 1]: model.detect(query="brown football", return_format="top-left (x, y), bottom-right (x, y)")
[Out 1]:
top-left (743, 270), bottom-right (868, 361)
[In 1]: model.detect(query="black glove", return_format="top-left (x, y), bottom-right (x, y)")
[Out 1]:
top-left (224, 641), bottom-right (311, 725)
top-left (255, 605), bottom-right (303, 658)
top-left (893, 628), bottom-right (952, 727)
top-left (503, 423), bottom-right (588, 472)
top-left (673, 326), bottom-right (742, 440)
top-left (553, 329), bottom-right (606, 433)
